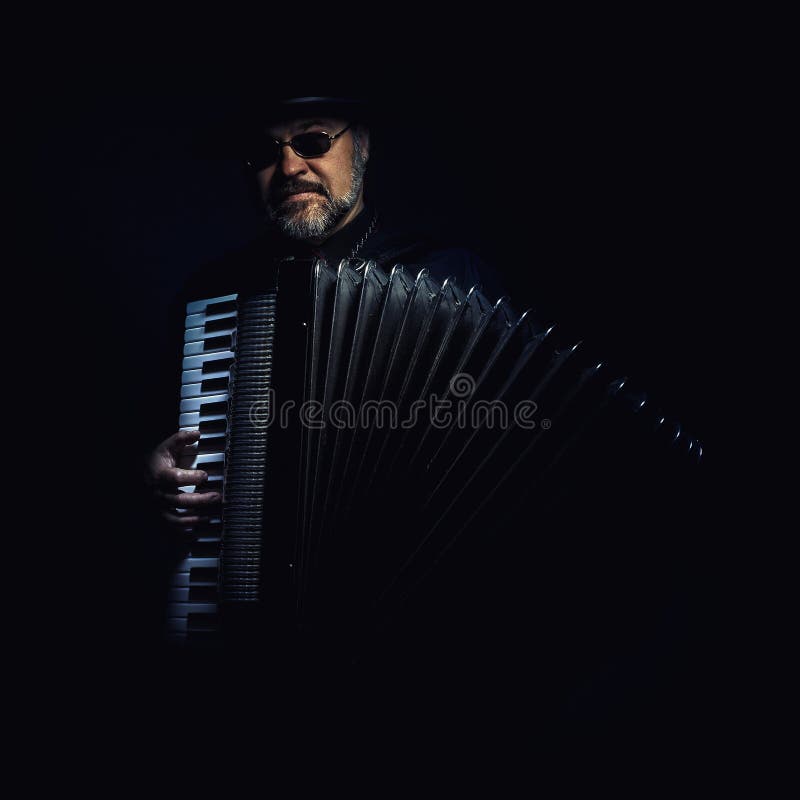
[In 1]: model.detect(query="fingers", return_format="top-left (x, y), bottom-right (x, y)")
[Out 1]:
top-left (156, 489), bottom-right (222, 510)
top-left (161, 511), bottom-right (206, 527)
top-left (151, 430), bottom-right (222, 532)
top-left (159, 489), bottom-right (221, 531)
top-left (155, 465), bottom-right (209, 489)
top-left (146, 431), bottom-right (204, 486)
top-left (161, 429), bottom-right (202, 458)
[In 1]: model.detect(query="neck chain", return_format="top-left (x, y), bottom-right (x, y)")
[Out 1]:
top-left (349, 211), bottom-right (379, 260)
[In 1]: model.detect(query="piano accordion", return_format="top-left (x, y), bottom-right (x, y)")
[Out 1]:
top-left (165, 258), bottom-right (702, 649)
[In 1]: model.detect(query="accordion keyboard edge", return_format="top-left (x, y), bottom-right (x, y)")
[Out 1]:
top-left (165, 292), bottom-right (242, 645)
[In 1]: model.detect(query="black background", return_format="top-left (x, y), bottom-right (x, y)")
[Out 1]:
top-left (18, 26), bottom-right (753, 762)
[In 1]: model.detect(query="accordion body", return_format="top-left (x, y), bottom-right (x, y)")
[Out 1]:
top-left (166, 257), bottom-right (702, 651)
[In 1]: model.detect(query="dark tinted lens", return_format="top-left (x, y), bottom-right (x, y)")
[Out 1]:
top-left (246, 140), bottom-right (280, 171)
top-left (291, 132), bottom-right (331, 158)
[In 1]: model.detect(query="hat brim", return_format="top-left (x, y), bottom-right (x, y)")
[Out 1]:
top-left (193, 95), bottom-right (373, 161)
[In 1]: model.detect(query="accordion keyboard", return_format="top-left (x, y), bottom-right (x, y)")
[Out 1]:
top-left (165, 293), bottom-right (239, 644)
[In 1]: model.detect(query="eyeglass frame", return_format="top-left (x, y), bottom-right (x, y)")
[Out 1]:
top-left (245, 123), bottom-right (352, 171)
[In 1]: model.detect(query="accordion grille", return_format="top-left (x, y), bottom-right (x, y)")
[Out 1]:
top-left (219, 292), bottom-right (277, 603)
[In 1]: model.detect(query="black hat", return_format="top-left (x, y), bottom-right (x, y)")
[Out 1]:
top-left (261, 96), bottom-right (371, 124)
top-left (197, 94), bottom-right (373, 161)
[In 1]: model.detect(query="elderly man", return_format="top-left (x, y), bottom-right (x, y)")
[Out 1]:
top-left (136, 93), bottom-right (708, 747)
top-left (146, 96), bottom-right (504, 528)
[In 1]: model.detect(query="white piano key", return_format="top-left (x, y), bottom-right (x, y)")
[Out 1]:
top-left (180, 419), bottom-right (227, 433)
top-left (181, 382), bottom-right (231, 399)
top-left (177, 475), bottom-right (223, 491)
top-left (186, 557), bottom-right (220, 570)
top-left (182, 351), bottom-right (235, 371)
top-left (180, 453), bottom-right (224, 473)
top-left (185, 311), bottom-right (236, 329)
top-left (181, 383), bottom-right (202, 399)
top-left (179, 394), bottom-right (228, 413)
top-left (185, 293), bottom-right (238, 315)
top-left (178, 448), bottom-right (223, 465)
top-left (184, 339), bottom-right (234, 356)
top-left (182, 367), bottom-right (231, 385)
top-left (166, 602), bottom-right (217, 617)
top-left (178, 410), bottom-right (228, 426)
top-left (184, 578), bottom-right (218, 587)
top-left (184, 325), bottom-right (236, 344)
top-left (183, 341), bottom-right (203, 356)
top-left (172, 557), bottom-right (220, 573)
top-left (178, 412), bottom-right (227, 429)
top-left (177, 427), bottom-right (226, 447)
top-left (193, 452), bottom-right (224, 465)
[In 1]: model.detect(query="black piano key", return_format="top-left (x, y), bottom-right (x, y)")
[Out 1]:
top-left (198, 418), bottom-right (226, 434)
top-left (205, 316), bottom-right (237, 333)
top-left (200, 376), bottom-right (229, 394)
top-left (197, 436), bottom-right (226, 453)
top-left (189, 566), bottom-right (218, 584)
top-left (203, 334), bottom-right (233, 351)
top-left (188, 585), bottom-right (219, 603)
top-left (205, 299), bottom-right (237, 316)
top-left (202, 357), bottom-right (234, 374)
top-left (187, 613), bottom-right (220, 632)
top-left (189, 540), bottom-right (222, 558)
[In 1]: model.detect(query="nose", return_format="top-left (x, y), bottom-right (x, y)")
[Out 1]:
top-left (278, 144), bottom-right (308, 177)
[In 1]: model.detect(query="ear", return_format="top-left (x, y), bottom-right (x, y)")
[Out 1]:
top-left (355, 125), bottom-right (370, 162)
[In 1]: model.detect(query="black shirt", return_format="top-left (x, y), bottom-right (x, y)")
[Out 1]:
top-left (180, 203), bottom-right (507, 305)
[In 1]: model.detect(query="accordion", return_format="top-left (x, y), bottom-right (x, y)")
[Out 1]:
top-left (165, 257), bottom-right (702, 653)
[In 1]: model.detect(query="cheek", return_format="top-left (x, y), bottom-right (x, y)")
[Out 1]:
top-left (256, 170), bottom-right (276, 198)
top-left (326, 157), bottom-right (353, 194)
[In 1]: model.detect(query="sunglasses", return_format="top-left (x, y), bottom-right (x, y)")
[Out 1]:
top-left (245, 124), bottom-right (352, 172)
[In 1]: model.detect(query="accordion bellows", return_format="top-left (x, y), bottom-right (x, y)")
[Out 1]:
top-left (167, 258), bottom-right (702, 648)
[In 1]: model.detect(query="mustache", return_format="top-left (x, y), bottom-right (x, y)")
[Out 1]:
top-left (270, 179), bottom-right (331, 203)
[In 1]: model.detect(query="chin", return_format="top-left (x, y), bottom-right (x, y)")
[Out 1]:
top-left (280, 197), bottom-right (322, 219)
top-left (273, 204), bottom-right (336, 241)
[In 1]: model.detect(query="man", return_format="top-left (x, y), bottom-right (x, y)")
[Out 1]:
top-left (138, 94), bottom-right (708, 740)
top-left (147, 96), bottom-right (504, 542)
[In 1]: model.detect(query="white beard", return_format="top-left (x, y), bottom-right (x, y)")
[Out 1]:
top-left (267, 138), bottom-right (368, 241)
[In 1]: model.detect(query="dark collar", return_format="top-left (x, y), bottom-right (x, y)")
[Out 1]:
top-left (313, 203), bottom-right (377, 266)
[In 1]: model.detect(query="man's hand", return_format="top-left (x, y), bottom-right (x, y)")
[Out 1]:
top-left (146, 430), bottom-right (222, 528)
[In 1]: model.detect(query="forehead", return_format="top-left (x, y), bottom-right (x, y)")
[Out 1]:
top-left (264, 116), bottom-right (349, 138)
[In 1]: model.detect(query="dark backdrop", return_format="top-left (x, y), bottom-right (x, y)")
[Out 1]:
top-left (23, 52), bottom-right (738, 753)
